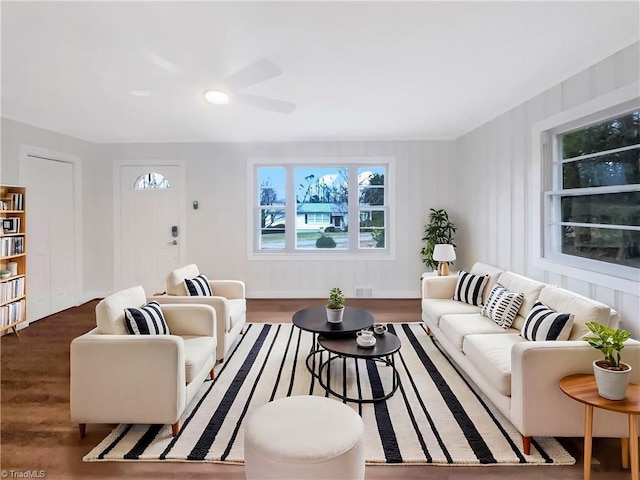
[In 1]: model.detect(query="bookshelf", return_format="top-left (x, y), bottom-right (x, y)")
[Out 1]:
top-left (0, 185), bottom-right (27, 337)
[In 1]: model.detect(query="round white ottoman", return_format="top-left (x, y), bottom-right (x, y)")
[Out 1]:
top-left (244, 395), bottom-right (365, 480)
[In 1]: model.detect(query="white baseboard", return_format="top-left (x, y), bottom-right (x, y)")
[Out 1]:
top-left (79, 291), bottom-right (110, 304)
top-left (247, 290), bottom-right (420, 299)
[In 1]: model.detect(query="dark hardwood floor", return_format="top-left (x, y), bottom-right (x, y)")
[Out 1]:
top-left (1, 299), bottom-right (629, 479)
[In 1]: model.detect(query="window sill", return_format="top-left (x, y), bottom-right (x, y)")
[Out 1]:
top-left (249, 251), bottom-right (396, 262)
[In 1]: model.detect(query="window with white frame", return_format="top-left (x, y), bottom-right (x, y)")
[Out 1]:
top-left (254, 162), bottom-right (389, 254)
top-left (544, 104), bottom-right (639, 277)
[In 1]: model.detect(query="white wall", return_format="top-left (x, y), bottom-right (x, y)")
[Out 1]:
top-left (456, 42), bottom-right (640, 339)
top-left (102, 140), bottom-right (457, 298)
top-left (0, 118), bottom-right (110, 301)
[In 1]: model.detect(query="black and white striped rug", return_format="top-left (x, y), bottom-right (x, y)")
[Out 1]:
top-left (83, 323), bottom-right (575, 466)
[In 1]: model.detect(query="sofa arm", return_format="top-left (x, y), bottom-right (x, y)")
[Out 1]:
top-left (70, 329), bottom-right (186, 424)
top-left (159, 303), bottom-right (217, 339)
top-left (510, 339), bottom-right (640, 437)
top-left (210, 280), bottom-right (245, 299)
top-left (421, 274), bottom-right (458, 300)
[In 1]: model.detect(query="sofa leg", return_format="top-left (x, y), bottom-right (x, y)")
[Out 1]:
top-left (217, 357), bottom-right (224, 364)
top-left (210, 367), bottom-right (216, 380)
top-left (79, 423), bottom-right (86, 439)
top-left (172, 421), bottom-right (180, 437)
top-left (426, 326), bottom-right (432, 336)
top-left (522, 435), bottom-right (531, 455)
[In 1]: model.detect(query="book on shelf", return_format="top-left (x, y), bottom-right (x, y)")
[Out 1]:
top-left (0, 298), bottom-right (25, 328)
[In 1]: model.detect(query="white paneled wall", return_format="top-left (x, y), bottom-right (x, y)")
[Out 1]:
top-left (103, 140), bottom-right (457, 300)
top-left (456, 42), bottom-right (640, 339)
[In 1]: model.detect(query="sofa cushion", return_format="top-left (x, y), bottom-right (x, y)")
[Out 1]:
top-left (96, 285), bottom-right (147, 335)
top-left (521, 301), bottom-right (574, 341)
top-left (469, 263), bottom-right (504, 304)
top-left (496, 271), bottom-right (544, 320)
top-left (124, 301), bottom-right (170, 335)
top-left (167, 264), bottom-right (200, 296)
top-left (182, 336), bottom-right (216, 383)
top-left (481, 283), bottom-right (524, 328)
top-left (463, 333), bottom-right (525, 396)
top-left (421, 299), bottom-right (481, 327)
top-left (538, 286), bottom-right (612, 340)
top-left (185, 274), bottom-right (213, 296)
top-left (440, 313), bottom-right (517, 351)
top-left (452, 271), bottom-right (489, 306)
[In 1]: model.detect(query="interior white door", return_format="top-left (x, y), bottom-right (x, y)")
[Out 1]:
top-left (20, 156), bottom-right (76, 322)
top-left (118, 165), bottom-right (181, 294)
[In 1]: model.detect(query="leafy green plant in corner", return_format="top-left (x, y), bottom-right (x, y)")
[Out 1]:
top-left (327, 287), bottom-right (345, 310)
top-left (420, 208), bottom-right (456, 270)
top-left (584, 321), bottom-right (631, 370)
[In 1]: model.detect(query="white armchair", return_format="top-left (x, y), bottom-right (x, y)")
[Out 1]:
top-left (148, 264), bottom-right (247, 362)
top-left (70, 286), bottom-right (217, 438)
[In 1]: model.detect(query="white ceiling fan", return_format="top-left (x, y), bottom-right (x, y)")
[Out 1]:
top-left (203, 58), bottom-right (296, 114)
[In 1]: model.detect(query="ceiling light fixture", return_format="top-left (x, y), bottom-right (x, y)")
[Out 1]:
top-left (204, 90), bottom-right (229, 105)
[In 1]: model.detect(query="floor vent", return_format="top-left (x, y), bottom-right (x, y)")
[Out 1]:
top-left (355, 287), bottom-right (373, 298)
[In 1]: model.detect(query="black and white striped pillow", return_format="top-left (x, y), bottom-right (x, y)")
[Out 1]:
top-left (452, 271), bottom-right (489, 306)
top-left (124, 301), bottom-right (170, 335)
top-left (184, 274), bottom-right (213, 296)
top-left (521, 301), bottom-right (574, 341)
top-left (481, 283), bottom-right (524, 328)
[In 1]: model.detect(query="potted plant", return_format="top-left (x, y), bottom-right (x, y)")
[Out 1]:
top-left (0, 269), bottom-right (11, 279)
top-left (420, 208), bottom-right (456, 272)
top-left (326, 287), bottom-right (345, 323)
top-left (584, 321), bottom-right (632, 400)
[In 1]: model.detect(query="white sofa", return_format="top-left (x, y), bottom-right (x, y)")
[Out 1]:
top-left (422, 262), bottom-right (640, 454)
top-left (70, 286), bottom-right (218, 438)
top-left (149, 264), bottom-right (247, 362)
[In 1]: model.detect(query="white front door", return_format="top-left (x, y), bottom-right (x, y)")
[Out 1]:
top-left (117, 165), bottom-right (181, 294)
top-left (21, 156), bottom-right (76, 322)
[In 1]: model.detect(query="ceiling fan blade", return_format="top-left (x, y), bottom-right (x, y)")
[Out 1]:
top-left (235, 93), bottom-right (297, 114)
top-left (224, 58), bottom-right (282, 90)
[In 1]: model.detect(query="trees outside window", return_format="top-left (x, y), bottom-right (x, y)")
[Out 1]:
top-left (546, 107), bottom-right (640, 273)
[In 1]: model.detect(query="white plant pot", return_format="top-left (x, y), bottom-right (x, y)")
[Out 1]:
top-left (593, 360), bottom-right (632, 400)
top-left (326, 307), bottom-right (344, 323)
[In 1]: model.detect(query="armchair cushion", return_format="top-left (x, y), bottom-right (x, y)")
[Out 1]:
top-left (167, 264), bottom-right (200, 296)
top-left (183, 336), bottom-right (216, 383)
top-left (124, 301), bottom-right (170, 335)
top-left (96, 285), bottom-right (147, 335)
top-left (185, 274), bottom-right (213, 296)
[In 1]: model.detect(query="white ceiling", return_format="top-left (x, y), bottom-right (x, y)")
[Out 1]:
top-left (2, 1), bottom-right (638, 143)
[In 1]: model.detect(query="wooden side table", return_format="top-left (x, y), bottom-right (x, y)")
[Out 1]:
top-left (560, 374), bottom-right (639, 480)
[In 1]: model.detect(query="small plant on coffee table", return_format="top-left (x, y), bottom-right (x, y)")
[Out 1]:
top-left (327, 288), bottom-right (344, 310)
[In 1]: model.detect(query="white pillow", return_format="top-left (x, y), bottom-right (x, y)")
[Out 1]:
top-left (521, 301), bottom-right (574, 341)
top-left (452, 271), bottom-right (489, 306)
top-left (481, 283), bottom-right (524, 328)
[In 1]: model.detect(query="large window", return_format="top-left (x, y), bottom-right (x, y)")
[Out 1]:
top-left (545, 105), bottom-right (639, 277)
top-left (254, 162), bottom-right (390, 255)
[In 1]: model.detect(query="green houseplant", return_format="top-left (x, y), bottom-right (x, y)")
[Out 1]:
top-left (326, 287), bottom-right (345, 323)
top-left (0, 268), bottom-right (11, 279)
top-left (584, 321), bottom-right (632, 400)
top-left (420, 208), bottom-right (456, 271)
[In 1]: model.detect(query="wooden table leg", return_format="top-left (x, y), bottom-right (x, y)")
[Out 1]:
top-left (622, 437), bottom-right (629, 469)
top-left (584, 404), bottom-right (593, 480)
top-left (630, 413), bottom-right (638, 480)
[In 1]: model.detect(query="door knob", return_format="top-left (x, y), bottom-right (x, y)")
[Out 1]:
top-left (168, 240), bottom-right (178, 245)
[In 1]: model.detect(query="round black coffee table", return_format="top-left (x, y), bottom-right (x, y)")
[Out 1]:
top-left (318, 333), bottom-right (401, 403)
top-left (292, 306), bottom-right (374, 385)
top-left (292, 305), bottom-right (374, 337)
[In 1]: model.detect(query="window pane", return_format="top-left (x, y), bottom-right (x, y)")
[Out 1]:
top-left (562, 110), bottom-right (640, 159)
top-left (133, 172), bottom-right (170, 189)
top-left (258, 167), bottom-right (285, 206)
top-left (562, 149), bottom-right (640, 189)
top-left (260, 208), bottom-right (286, 250)
top-left (359, 210), bottom-right (385, 248)
top-left (358, 167), bottom-right (385, 206)
top-left (295, 167), bottom-right (348, 249)
top-left (561, 225), bottom-right (640, 268)
top-left (561, 192), bottom-right (640, 226)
